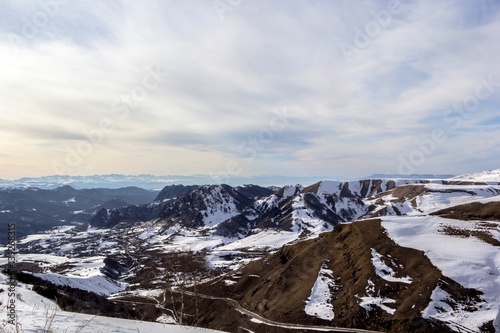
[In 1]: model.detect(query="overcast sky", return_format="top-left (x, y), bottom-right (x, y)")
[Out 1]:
top-left (0, 0), bottom-right (499, 180)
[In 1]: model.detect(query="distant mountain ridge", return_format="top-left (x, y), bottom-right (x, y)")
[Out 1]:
top-left (4, 170), bottom-right (499, 190)
top-left (0, 174), bottom-right (339, 189)
top-left (365, 173), bottom-right (455, 179)
top-left (0, 185), bottom-right (158, 243)
top-left (451, 169), bottom-right (500, 181)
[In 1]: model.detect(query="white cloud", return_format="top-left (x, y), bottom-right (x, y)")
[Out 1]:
top-left (0, 0), bottom-right (499, 179)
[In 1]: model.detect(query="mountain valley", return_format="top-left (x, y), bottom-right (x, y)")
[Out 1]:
top-left (1, 171), bottom-right (500, 332)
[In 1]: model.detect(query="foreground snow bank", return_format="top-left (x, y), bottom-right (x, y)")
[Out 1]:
top-left (494, 307), bottom-right (500, 333)
top-left (0, 284), bottom-right (224, 333)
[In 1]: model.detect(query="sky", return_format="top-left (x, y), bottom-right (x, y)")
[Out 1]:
top-left (0, 0), bottom-right (499, 181)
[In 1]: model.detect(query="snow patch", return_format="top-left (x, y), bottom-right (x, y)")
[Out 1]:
top-left (224, 279), bottom-right (237, 286)
top-left (305, 262), bottom-right (336, 321)
top-left (33, 272), bottom-right (126, 296)
top-left (63, 197), bottom-right (76, 204)
top-left (371, 248), bottom-right (412, 284)
top-left (201, 186), bottom-right (239, 227)
top-left (422, 286), bottom-right (490, 332)
top-left (358, 279), bottom-right (396, 315)
top-left (292, 194), bottom-right (333, 235)
top-left (0, 285), bottom-right (223, 332)
top-left (279, 184), bottom-right (302, 197)
top-left (494, 307), bottom-right (500, 333)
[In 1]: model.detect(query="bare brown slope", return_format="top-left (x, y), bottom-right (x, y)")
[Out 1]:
top-left (199, 220), bottom-right (484, 333)
top-left (431, 201), bottom-right (500, 221)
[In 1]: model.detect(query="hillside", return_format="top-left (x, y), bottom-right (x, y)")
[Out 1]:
top-left (197, 218), bottom-right (491, 332)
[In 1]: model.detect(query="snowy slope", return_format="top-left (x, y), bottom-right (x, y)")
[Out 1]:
top-left (382, 215), bottom-right (500, 331)
top-left (201, 186), bottom-right (240, 227)
top-left (0, 283), bottom-right (224, 332)
top-left (366, 183), bottom-right (500, 217)
top-left (0, 254), bottom-right (126, 296)
top-left (451, 169), bottom-right (500, 182)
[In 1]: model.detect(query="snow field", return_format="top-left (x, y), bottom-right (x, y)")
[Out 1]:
top-left (382, 215), bottom-right (500, 331)
top-left (0, 284), bottom-right (224, 332)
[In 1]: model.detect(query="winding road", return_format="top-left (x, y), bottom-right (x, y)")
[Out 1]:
top-left (183, 290), bottom-right (382, 333)
top-left (110, 275), bottom-right (381, 332)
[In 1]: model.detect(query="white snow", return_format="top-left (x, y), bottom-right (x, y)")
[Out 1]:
top-left (366, 183), bottom-right (500, 216)
top-left (317, 179), bottom-right (419, 198)
top-left (224, 279), bottom-right (237, 286)
top-left (452, 169), bottom-right (500, 182)
top-left (370, 248), bottom-right (412, 284)
top-left (358, 296), bottom-right (396, 315)
top-left (201, 186), bottom-right (240, 227)
top-left (1, 256), bottom-right (129, 296)
top-left (282, 185), bottom-right (301, 197)
top-left (304, 262), bottom-right (336, 320)
top-left (383, 215), bottom-right (500, 330)
top-left (161, 233), bottom-right (226, 252)
top-left (415, 184), bottom-right (500, 213)
top-left (358, 279), bottom-right (396, 315)
top-left (316, 181), bottom-right (342, 195)
top-left (292, 195), bottom-right (334, 235)
top-left (217, 229), bottom-right (300, 251)
top-left (0, 254), bottom-right (69, 266)
top-left (255, 194), bottom-right (283, 212)
top-left (63, 197), bottom-right (76, 204)
top-left (422, 287), bottom-right (457, 320)
top-left (494, 307), bottom-right (500, 333)
top-left (32, 272), bottom-right (126, 296)
top-left (138, 226), bottom-right (161, 240)
top-left (0, 285), bottom-right (223, 332)
top-left (422, 286), bottom-right (493, 332)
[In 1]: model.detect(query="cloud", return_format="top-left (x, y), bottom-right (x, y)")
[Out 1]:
top-left (0, 0), bottom-right (499, 179)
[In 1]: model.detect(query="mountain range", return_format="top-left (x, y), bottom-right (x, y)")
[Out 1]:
top-left (0, 186), bottom-right (158, 243)
top-left (0, 174), bottom-right (342, 190)
top-left (1, 169), bottom-right (500, 332)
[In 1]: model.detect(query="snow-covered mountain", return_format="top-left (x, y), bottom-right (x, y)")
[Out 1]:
top-left (3, 173), bottom-right (500, 332)
top-left (451, 168), bottom-right (500, 182)
top-left (0, 186), bottom-right (158, 244)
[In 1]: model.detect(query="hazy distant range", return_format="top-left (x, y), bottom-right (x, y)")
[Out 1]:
top-left (0, 173), bottom-right (455, 190)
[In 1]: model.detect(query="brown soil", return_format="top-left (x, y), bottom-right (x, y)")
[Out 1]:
top-left (439, 225), bottom-right (500, 247)
top-left (303, 181), bottom-right (322, 194)
top-left (388, 185), bottom-right (427, 205)
top-left (431, 202), bottom-right (500, 221)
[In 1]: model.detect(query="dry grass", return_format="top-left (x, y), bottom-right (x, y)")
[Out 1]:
top-left (194, 219), bottom-right (471, 332)
top-left (440, 225), bottom-right (500, 246)
top-left (432, 202), bottom-right (500, 221)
